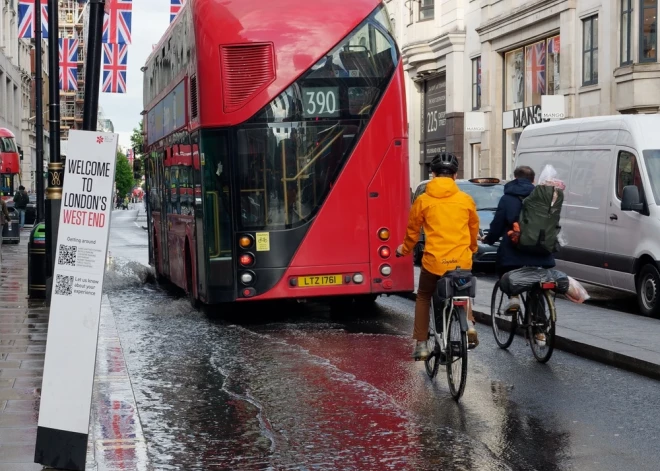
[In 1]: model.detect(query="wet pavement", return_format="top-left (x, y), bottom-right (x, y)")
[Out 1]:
top-left (0, 230), bottom-right (46, 471)
top-left (101, 218), bottom-right (660, 471)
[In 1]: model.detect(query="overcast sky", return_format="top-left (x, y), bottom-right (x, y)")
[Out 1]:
top-left (98, 0), bottom-right (169, 150)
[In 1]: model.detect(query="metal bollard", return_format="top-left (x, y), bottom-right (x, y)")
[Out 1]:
top-left (28, 223), bottom-right (47, 299)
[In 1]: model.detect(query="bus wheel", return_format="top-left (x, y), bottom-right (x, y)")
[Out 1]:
top-left (637, 263), bottom-right (660, 318)
top-left (186, 247), bottom-right (200, 309)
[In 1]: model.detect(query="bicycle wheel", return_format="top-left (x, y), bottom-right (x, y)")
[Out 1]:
top-left (446, 305), bottom-right (468, 400)
top-left (491, 281), bottom-right (516, 349)
top-left (527, 289), bottom-right (556, 363)
top-left (424, 297), bottom-right (441, 378)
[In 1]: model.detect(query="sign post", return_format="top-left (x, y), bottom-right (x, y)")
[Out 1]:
top-left (35, 130), bottom-right (118, 470)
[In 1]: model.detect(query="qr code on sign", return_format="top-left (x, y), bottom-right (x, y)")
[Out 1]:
top-left (57, 245), bottom-right (77, 266)
top-left (54, 274), bottom-right (74, 296)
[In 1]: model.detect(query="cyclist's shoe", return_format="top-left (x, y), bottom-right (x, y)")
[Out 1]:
top-left (534, 332), bottom-right (547, 347)
top-left (503, 296), bottom-right (520, 315)
top-left (467, 323), bottom-right (479, 349)
top-left (412, 341), bottom-right (430, 361)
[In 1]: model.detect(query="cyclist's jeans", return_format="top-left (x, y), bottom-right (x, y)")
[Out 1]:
top-left (414, 268), bottom-right (441, 341)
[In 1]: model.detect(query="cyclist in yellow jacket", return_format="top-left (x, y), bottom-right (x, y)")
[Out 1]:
top-left (396, 153), bottom-right (480, 360)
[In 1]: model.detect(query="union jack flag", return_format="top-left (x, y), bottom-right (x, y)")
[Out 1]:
top-left (18, 0), bottom-right (48, 39)
top-left (59, 38), bottom-right (79, 91)
top-left (102, 0), bottom-right (132, 45)
top-left (102, 44), bottom-right (128, 94)
top-left (170, 0), bottom-right (185, 23)
top-left (525, 41), bottom-right (546, 96)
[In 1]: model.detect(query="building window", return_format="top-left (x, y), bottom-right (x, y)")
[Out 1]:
top-left (641, 0), bottom-right (657, 62)
top-left (583, 16), bottom-right (599, 85)
top-left (621, 0), bottom-right (633, 65)
top-left (471, 57), bottom-right (481, 109)
top-left (419, 0), bottom-right (434, 21)
top-left (505, 48), bottom-right (524, 111)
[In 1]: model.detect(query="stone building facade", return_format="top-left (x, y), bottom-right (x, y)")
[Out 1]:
top-left (388, 0), bottom-right (660, 187)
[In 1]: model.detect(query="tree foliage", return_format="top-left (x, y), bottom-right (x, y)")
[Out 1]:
top-left (130, 121), bottom-right (145, 180)
top-left (130, 121), bottom-right (144, 153)
top-left (115, 151), bottom-right (134, 197)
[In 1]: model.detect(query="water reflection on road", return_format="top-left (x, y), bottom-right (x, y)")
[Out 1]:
top-left (103, 238), bottom-right (658, 470)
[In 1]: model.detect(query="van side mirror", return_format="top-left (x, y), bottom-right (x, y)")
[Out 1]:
top-left (621, 185), bottom-right (644, 212)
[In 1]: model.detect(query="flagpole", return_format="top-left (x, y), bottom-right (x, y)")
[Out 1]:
top-left (34, 0), bottom-right (44, 224)
top-left (45, 0), bottom-right (61, 285)
top-left (83, 0), bottom-right (106, 129)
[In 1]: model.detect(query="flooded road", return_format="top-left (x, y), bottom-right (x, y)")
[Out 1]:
top-left (105, 215), bottom-right (660, 470)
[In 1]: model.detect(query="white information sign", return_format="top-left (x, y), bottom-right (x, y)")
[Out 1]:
top-left (465, 111), bottom-right (485, 132)
top-left (541, 95), bottom-right (565, 119)
top-left (36, 130), bottom-right (118, 467)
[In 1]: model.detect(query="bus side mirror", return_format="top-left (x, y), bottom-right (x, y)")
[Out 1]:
top-left (621, 185), bottom-right (644, 212)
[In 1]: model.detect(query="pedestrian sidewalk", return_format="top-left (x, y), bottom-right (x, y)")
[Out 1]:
top-left (405, 266), bottom-right (660, 380)
top-left (0, 230), bottom-right (149, 470)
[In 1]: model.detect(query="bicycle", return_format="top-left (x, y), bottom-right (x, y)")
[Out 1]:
top-left (423, 269), bottom-right (476, 401)
top-left (490, 277), bottom-right (557, 363)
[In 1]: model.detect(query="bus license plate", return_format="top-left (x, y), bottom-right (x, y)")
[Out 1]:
top-left (298, 275), bottom-right (343, 287)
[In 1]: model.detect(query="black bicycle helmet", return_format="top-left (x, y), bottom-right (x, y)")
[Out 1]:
top-left (430, 152), bottom-right (459, 175)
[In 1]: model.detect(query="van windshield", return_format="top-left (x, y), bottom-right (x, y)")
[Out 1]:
top-left (643, 150), bottom-right (660, 204)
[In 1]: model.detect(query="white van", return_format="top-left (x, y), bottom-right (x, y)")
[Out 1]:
top-left (515, 115), bottom-right (660, 317)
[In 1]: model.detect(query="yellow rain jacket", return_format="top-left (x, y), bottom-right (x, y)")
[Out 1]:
top-left (402, 177), bottom-right (480, 276)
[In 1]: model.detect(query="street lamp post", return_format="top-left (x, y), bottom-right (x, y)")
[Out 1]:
top-left (34, 0), bottom-right (44, 223)
top-left (83, 0), bottom-right (106, 130)
top-left (45, 0), bottom-right (61, 280)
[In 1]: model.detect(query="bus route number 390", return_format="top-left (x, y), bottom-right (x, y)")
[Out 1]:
top-left (298, 274), bottom-right (344, 287)
top-left (301, 87), bottom-right (340, 118)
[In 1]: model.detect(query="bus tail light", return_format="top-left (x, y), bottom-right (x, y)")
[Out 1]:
top-left (380, 265), bottom-right (391, 276)
top-left (240, 272), bottom-right (255, 285)
top-left (378, 228), bottom-right (390, 241)
top-left (239, 235), bottom-right (253, 248)
top-left (239, 253), bottom-right (254, 267)
top-left (353, 273), bottom-right (364, 284)
top-left (379, 246), bottom-right (390, 259)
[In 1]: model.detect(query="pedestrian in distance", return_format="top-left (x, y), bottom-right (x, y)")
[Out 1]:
top-left (0, 198), bottom-right (9, 263)
top-left (12, 185), bottom-right (29, 230)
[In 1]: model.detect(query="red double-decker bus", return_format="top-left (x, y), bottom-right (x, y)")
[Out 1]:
top-left (142, 0), bottom-right (413, 304)
top-left (0, 128), bottom-right (20, 201)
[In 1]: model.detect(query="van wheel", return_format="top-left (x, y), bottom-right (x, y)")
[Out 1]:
top-left (637, 264), bottom-right (660, 317)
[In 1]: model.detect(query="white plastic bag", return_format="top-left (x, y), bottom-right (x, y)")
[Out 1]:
top-left (566, 276), bottom-right (590, 303)
top-left (557, 228), bottom-right (568, 247)
top-left (537, 164), bottom-right (557, 185)
top-left (537, 164), bottom-right (566, 191)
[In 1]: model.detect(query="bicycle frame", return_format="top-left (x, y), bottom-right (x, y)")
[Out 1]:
top-left (430, 296), bottom-right (470, 354)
